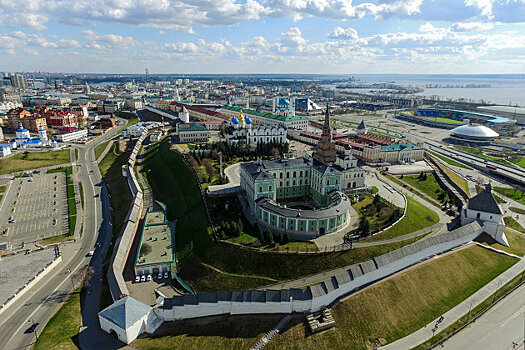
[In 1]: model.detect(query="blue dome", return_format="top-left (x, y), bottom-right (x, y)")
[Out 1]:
top-left (39, 125), bottom-right (45, 131)
top-left (17, 128), bottom-right (29, 133)
top-left (232, 117), bottom-right (239, 124)
top-left (279, 98), bottom-right (290, 106)
top-left (245, 116), bottom-right (252, 124)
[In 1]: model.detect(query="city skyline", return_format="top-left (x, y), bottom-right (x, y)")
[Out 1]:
top-left (0, 1), bottom-right (524, 74)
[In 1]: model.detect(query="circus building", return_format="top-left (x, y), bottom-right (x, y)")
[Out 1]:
top-left (449, 124), bottom-right (499, 146)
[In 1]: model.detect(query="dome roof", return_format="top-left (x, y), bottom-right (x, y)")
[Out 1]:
top-left (279, 98), bottom-right (290, 105)
top-left (451, 124), bottom-right (499, 138)
top-left (39, 125), bottom-right (45, 130)
top-left (232, 117), bottom-right (239, 124)
top-left (245, 116), bottom-right (252, 124)
top-left (17, 127), bottom-right (29, 133)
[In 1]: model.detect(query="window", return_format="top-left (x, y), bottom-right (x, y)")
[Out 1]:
top-left (259, 187), bottom-right (263, 192)
top-left (293, 180), bottom-right (296, 186)
top-left (286, 172), bottom-right (289, 178)
top-left (286, 181), bottom-right (289, 186)
top-left (269, 186), bottom-right (272, 191)
top-left (300, 171), bottom-right (303, 177)
top-left (476, 212), bottom-right (481, 219)
top-left (293, 171), bottom-right (296, 177)
top-left (300, 179), bottom-right (302, 185)
top-left (280, 173), bottom-right (283, 178)
top-left (335, 179), bottom-right (338, 185)
top-left (305, 170), bottom-right (308, 176)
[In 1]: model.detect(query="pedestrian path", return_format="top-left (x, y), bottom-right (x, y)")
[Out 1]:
top-left (382, 255), bottom-right (525, 349)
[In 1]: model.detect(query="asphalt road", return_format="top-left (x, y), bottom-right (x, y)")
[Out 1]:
top-left (0, 121), bottom-right (124, 350)
top-left (443, 283), bottom-right (525, 350)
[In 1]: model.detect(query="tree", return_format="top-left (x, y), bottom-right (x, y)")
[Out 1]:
top-left (264, 227), bottom-right (273, 244)
top-left (278, 233), bottom-right (284, 244)
top-left (237, 218), bottom-right (243, 235)
top-left (139, 243), bottom-right (152, 257)
top-left (270, 147), bottom-right (280, 157)
top-left (230, 221), bottom-right (238, 236)
top-left (203, 158), bottom-right (215, 178)
top-left (359, 218), bottom-right (371, 236)
top-left (283, 233), bottom-right (290, 245)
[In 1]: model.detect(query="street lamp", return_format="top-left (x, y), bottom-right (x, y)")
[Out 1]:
top-left (28, 318), bottom-right (38, 343)
top-left (466, 298), bottom-right (476, 324)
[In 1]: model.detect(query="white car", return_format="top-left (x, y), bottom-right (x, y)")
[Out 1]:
top-left (164, 271), bottom-right (169, 279)
top-left (140, 275), bottom-right (146, 282)
top-left (158, 272), bottom-right (163, 280)
top-left (135, 276), bottom-right (140, 283)
top-left (147, 274), bottom-right (152, 281)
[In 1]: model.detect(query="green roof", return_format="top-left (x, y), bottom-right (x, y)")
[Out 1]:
top-left (222, 105), bottom-right (306, 122)
top-left (135, 209), bottom-right (176, 268)
top-left (178, 122), bottom-right (207, 132)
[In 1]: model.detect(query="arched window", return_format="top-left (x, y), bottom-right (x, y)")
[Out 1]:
top-left (293, 171), bottom-right (296, 177)
top-left (269, 186), bottom-right (272, 191)
top-left (300, 171), bottom-right (303, 177)
top-left (280, 173), bottom-right (283, 178)
top-left (259, 186), bottom-right (263, 192)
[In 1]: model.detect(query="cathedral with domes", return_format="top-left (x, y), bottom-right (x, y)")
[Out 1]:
top-left (225, 109), bottom-right (286, 146)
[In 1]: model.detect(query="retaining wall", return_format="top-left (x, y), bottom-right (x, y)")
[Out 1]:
top-left (157, 221), bottom-right (483, 321)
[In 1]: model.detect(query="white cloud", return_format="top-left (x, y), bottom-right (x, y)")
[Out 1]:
top-left (83, 30), bottom-right (137, 50)
top-left (328, 27), bottom-right (359, 43)
top-left (452, 21), bottom-right (494, 31)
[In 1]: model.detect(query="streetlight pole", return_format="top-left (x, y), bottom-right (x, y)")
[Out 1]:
top-left (466, 298), bottom-right (476, 324)
top-left (28, 318), bottom-right (38, 343)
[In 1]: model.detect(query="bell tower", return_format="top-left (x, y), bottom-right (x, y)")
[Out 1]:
top-left (313, 105), bottom-right (337, 164)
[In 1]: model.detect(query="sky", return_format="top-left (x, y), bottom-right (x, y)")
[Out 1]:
top-left (0, 0), bottom-right (524, 74)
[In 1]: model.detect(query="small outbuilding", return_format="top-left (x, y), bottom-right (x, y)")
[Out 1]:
top-left (98, 296), bottom-right (163, 344)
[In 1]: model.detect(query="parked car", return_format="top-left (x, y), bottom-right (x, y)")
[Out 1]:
top-left (140, 275), bottom-right (146, 282)
top-left (86, 250), bottom-right (94, 257)
top-left (164, 271), bottom-right (169, 279)
top-left (158, 272), bottom-right (163, 280)
top-left (135, 276), bottom-right (140, 283)
top-left (147, 274), bottom-right (152, 281)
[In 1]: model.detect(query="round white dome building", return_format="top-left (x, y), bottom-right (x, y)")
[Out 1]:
top-left (449, 124), bottom-right (499, 146)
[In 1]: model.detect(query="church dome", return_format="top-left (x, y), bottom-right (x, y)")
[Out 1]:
top-left (245, 116), bottom-right (252, 124)
top-left (232, 117), bottom-right (240, 124)
top-left (17, 127), bottom-right (29, 133)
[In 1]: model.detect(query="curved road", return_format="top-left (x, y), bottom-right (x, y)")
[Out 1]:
top-left (0, 121), bottom-right (124, 350)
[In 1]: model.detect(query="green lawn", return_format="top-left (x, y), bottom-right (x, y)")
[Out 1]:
top-left (401, 174), bottom-right (452, 205)
top-left (421, 117), bottom-right (464, 124)
top-left (476, 229), bottom-right (525, 256)
top-left (503, 217), bottom-right (525, 233)
top-left (366, 195), bottom-right (439, 241)
top-left (94, 140), bottom-right (111, 160)
top-left (509, 207), bottom-right (525, 215)
top-left (144, 140), bottom-right (429, 284)
top-left (493, 187), bottom-right (525, 206)
top-left (267, 245), bottom-right (518, 350)
top-left (509, 156), bottom-right (525, 169)
top-left (133, 314), bottom-right (283, 350)
top-left (0, 149), bottom-right (71, 175)
top-left (34, 288), bottom-right (81, 350)
top-left (47, 166), bottom-right (77, 236)
top-left (353, 194), bottom-right (403, 236)
top-left (39, 233), bottom-right (72, 245)
top-left (454, 145), bottom-right (515, 167)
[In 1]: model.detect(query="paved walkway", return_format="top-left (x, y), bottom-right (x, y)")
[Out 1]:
top-left (382, 253), bottom-right (525, 349)
top-left (364, 172), bottom-right (405, 208)
top-left (208, 163), bottom-right (241, 193)
top-left (313, 206), bottom-right (359, 249)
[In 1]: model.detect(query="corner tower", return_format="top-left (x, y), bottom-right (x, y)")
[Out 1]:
top-left (313, 105), bottom-right (337, 164)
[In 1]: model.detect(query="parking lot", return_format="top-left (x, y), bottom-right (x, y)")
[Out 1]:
top-left (0, 173), bottom-right (68, 247)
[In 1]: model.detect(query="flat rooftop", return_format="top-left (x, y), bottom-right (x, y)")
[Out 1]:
top-left (135, 210), bottom-right (176, 268)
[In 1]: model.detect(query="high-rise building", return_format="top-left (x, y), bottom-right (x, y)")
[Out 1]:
top-left (10, 74), bottom-right (28, 90)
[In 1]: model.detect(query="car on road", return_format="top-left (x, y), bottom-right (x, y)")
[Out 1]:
top-left (158, 272), bottom-right (162, 280)
top-left (135, 276), bottom-right (140, 283)
top-left (140, 275), bottom-right (146, 282)
top-left (8, 219), bottom-right (15, 223)
top-left (147, 274), bottom-right (152, 281)
top-left (86, 250), bottom-right (94, 257)
top-left (164, 271), bottom-right (169, 279)
top-left (94, 194), bottom-right (99, 197)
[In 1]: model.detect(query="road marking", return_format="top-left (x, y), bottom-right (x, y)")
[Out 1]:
top-left (500, 304), bottom-right (525, 328)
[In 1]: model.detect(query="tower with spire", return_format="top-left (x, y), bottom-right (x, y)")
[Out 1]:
top-left (313, 105), bottom-right (337, 164)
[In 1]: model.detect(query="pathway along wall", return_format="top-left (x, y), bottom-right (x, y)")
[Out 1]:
top-left (157, 221), bottom-right (483, 321)
top-left (107, 132), bottom-right (147, 301)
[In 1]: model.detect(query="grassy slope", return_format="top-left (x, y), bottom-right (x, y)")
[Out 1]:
top-left (94, 140), bottom-right (111, 160)
top-left (493, 187), bottom-right (525, 206)
top-left (133, 314), bottom-right (283, 350)
top-left (34, 288), bottom-right (81, 350)
top-left (0, 149), bottom-right (70, 175)
top-left (267, 245), bottom-right (518, 350)
top-left (476, 229), bottom-right (525, 257)
top-left (366, 195), bottom-right (439, 241)
top-left (429, 152), bottom-right (471, 169)
top-left (503, 217), bottom-right (525, 233)
top-left (434, 161), bottom-right (470, 196)
top-left (401, 174), bottom-right (451, 204)
top-left (509, 156), bottom-right (525, 169)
